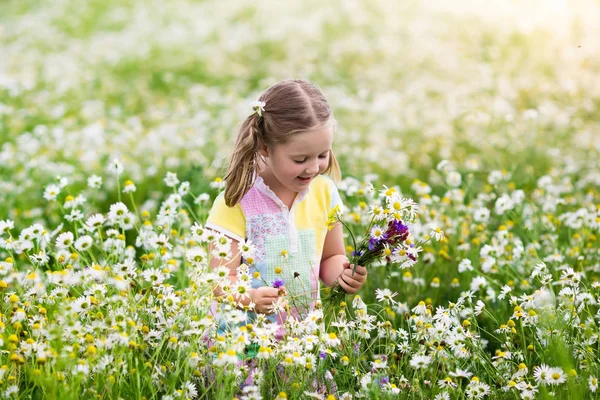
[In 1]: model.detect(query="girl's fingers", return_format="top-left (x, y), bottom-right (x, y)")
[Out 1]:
top-left (337, 277), bottom-right (354, 293)
top-left (343, 269), bottom-right (366, 282)
top-left (340, 273), bottom-right (361, 288)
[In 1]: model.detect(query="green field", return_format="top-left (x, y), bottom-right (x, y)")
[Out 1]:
top-left (1, 0), bottom-right (599, 398)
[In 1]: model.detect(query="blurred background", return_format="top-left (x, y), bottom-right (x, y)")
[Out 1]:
top-left (1, 0), bottom-right (599, 223)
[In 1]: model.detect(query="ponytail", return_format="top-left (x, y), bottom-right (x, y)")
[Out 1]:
top-left (224, 115), bottom-right (261, 207)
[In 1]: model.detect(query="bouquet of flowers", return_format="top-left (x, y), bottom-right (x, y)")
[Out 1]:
top-left (324, 185), bottom-right (423, 313)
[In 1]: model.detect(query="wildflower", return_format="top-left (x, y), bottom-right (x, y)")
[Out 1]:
top-left (252, 100), bottom-right (266, 117)
top-left (164, 172), bottom-right (179, 187)
top-left (589, 376), bottom-right (598, 392)
top-left (214, 349), bottom-right (238, 367)
top-left (429, 224), bottom-right (445, 241)
top-left (240, 239), bottom-right (256, 259)
top-left (375, 288), bottom-right (398, 305)
top-left (533, 364), bottom-right (552, 385)
top-left (470, 276), bottom-right (488, 292)
top-left (446, 171), bottom-right (462, 188)
top-left (141, 268), bottom-right (166, 285)
top-left (74, 235), bottom-right (93, 251)
top-left (371, 355), bottom-right (388, 370)
top-left (55, 232), bottom-right (74, 249)
top-left (449, 369), bottom-right (473, 379)
top-left (178, 181), bottom-right (190, 196)
top-left (438, 377), bottom-right (457, 388)
top-left (323, 332), bottom-right (341, 347)
top-left (87, 175), bottom-right (102, 189)
top-left (193, 193), bottom-right (210, 205)
top-left (85, 213), bottom-right (105, 231)
top-left (547, 368), bottom-right (566, 385)
top-left (409, 354), bottom-right (432, 370)
top-left (458, 258), bottom-right (473, 273)
top-left (108, 202), bottom-right (129, 222)
top-left (370, 225), bottom-right (386, 240)
top-left (0, 220), bottom-right (14, 235)
top-left (209, 177), bottom-right (225, 190)
top-left (123, 180), bottom-right (136, 193)
top-left (465, 380), bottom-right (490, 398)
top-left (186, 247), bottom-right (207, 267)
top-left (107, 158), bottom-right (124, 176)
top-left (474, 300), bottom-right (485, 316)
top-left (43, 184), bottom-right (61, 201)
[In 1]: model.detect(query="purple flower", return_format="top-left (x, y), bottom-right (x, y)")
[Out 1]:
top-left (272, 279), bottom-right (285, 289)
top-left (319, 351), bottom-right (327, 360)
top-left (376, 376), bottom-right (390, 386)
top-left (352, 249), bottom-right (365, 258)
top-left (386, 219), bottom-right (409, 239)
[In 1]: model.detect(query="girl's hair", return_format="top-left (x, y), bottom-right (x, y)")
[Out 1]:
top-left (224, 79), bottom-right (341, 206)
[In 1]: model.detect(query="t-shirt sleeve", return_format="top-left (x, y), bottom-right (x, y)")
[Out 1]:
top-left (205, 192), bottom-right (246, 242)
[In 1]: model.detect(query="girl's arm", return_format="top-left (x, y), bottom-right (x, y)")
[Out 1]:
top-left (209, 237), bottom-right (281, 313)
top-left (320, 223), bottom-right (367, 293)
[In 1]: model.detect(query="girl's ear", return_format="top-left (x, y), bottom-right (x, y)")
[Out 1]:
top-left (259, 143), bottom-right (269, 158)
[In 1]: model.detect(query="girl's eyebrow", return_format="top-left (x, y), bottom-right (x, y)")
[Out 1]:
top-left (291, 149), bottom-right (331, 157)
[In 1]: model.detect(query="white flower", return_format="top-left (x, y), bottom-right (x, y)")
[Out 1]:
top-left (186, 247), bottom-right (207, 267)
top-left (178, 181), bottom-right (190, 196)
top-left (164, 172), bottom-right (180, 187)
top-left (209, 178), bottom-right (226, 190)
top-left (470, 276), bottom-right (488, 292)
top-left (474, 300), bottom-right (485, 316)
top-left (87, 175), bottom-right (103, 189)
top-left (141, 268), bottom-right (166, 285)
top-left (108, 202), bottom-right (129, 222)
top-left (473, 207), bottom-right (490, 223)
top-left (409, 354), bottom-right (432, 370)
top-left (74, 235), bottom-right (93, 251)
top-left (370, 225), bottom-right (385, 240)
top-left (107, 158), bottom-right (124, 176)
top-left (85, 213), bottom-right (105, 231)
top-left (322, 332), bottom-right (341, 347)
top-left (589, 376), bottom-right (598, 392)
top-left (458, 259), bottom-right (473, 273)
top-left (495, 194), bottom-right (514, 215)
top-left (214, 349), bottom-right (238, 367)
top-left (194, 193), bottom-right (211, 205)
top-left (252, 100), bottom-right (266, 117)
top-left (123, 180), bottom-right (136, 193)
top-left (546, 368), bottom-right (566, 385)
top-left (430, 224), bottom-right (445, 241)
top-left (533, 364), bottom-right (552, 385)
top-left (0, 220), bottom-right (14, 235)
top-left (43, 184), bottom-right (61, 201)
top-left (446, 171), bottom-right (462, 188)
top-left (55, 232), bottom-right (74, 249)
top-left (375, 288), bottom-right (398, 305)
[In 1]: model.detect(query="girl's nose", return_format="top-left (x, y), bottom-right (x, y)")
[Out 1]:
top-left (305, 162), bottom-right (319, 175)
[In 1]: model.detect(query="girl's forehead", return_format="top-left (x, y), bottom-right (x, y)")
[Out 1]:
top-left (283, 126), bottom-right (334, 152)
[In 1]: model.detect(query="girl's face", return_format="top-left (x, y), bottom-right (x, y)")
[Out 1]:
top-left (260, 126), bottom-right (333, 196)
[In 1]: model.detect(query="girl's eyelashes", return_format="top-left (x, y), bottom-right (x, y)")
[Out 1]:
top-left (293, 154), bottom-right (329, 164)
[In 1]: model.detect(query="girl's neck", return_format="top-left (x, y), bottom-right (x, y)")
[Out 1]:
top-left (258, 170), bottom-right (297, 209)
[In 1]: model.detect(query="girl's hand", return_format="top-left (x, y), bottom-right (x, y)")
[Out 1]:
top-left (250, 286), bottom-right (286, 314)
top-left (338, 262), bottom-right (368, 294)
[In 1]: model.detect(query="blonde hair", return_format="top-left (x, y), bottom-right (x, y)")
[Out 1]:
top-left (224, 79), bottom-right (341, 207)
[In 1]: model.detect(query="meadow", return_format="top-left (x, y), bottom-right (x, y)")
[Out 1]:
top-left (0, 0), bottom-right (599, 398)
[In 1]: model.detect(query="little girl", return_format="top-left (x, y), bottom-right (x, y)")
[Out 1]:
top-left (206, 79), bottom-right (367, 338)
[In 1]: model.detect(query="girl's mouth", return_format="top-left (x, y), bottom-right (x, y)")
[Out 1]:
top-left (297, 176), bottom-right (312, 183)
